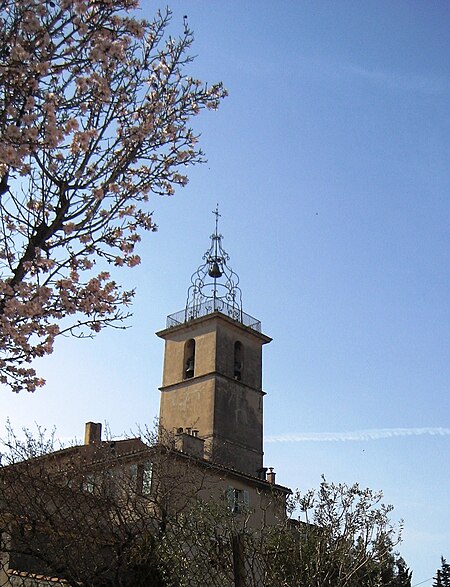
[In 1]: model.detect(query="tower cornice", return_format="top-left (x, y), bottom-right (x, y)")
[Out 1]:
top-left (159, 370), bottom-right (267, 396)
top-left (156, 310), bottom-right (272, 344)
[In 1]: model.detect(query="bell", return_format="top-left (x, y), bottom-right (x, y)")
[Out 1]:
top-left (208, 261), bottom-right (222, 279)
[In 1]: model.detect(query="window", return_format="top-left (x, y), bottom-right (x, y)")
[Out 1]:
top-left (226, 487), bottom-right (249, 514)
top-left (142, 462), bottom-right (153, 495)
top-left (184, 339), bottom-right (196, 379)
top-left (104, 468), bottom-right (119, 498)
top-left (82, 471), bottom-right (116, 496)
top-left (129, 463), bottom-right (138, 478)
top-left (234, 341), bottom-right (243, 381)
top-left (82, 473), bottom-right (96, 493)
top-left (136, 461), bottom-right (153, 496)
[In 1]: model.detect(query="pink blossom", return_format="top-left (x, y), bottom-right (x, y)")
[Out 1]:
top-left (93, 187), bottom-right (104, 200)
top-left (0, 1), bottom-right (226, 392)
top-left (65, 119), bottom-right (79, 133)
top-left (126, 254), bottom-right (141, 267)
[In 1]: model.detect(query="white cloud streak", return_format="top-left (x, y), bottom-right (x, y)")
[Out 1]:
top-left (297, 55), bottom-right (448, 95)
top-left (265, 428), bottom-right (450, 443)
top-left (341, 63), bottom-right (447, 94)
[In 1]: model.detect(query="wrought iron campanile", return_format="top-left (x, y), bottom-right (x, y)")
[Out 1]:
top-left (166, 206), bottom-right (260, 331)
top-left (185, 205), bottom-right (243, 322)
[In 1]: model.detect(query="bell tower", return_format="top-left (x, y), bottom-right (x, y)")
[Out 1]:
top-left (157, 208), bottom-right (271, 477)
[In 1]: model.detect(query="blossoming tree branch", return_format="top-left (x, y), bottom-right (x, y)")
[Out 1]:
top-left (0, 0), bottom-right (227, 392)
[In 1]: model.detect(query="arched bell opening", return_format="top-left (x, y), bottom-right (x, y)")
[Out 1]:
top-left (184, 339), bottom-right (196, 379)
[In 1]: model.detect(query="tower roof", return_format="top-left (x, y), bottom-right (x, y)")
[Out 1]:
top-left (166, 206), bottom-right (261, 333)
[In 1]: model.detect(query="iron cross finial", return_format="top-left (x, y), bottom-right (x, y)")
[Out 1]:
top-left (212, 204), bottom-right (221, 234)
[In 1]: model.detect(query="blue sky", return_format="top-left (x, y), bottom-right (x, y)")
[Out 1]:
top-left (1, 2), bottom-right (449, 584)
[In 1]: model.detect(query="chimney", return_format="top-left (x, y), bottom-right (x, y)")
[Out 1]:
top-left (174, 429), bottom-right (205, 459)
top-left (267, 467), bottom-right (276, 484)
top-left (84, 422), bottom-right (102, 445)
top-left (257, 467), bottom-right (268, 481)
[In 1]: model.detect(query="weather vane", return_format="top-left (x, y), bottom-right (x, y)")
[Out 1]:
top-left (212, 204), bottom-right (221, 235)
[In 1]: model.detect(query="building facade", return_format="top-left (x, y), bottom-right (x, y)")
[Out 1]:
top-left (0, 212), bottom-right (289, 585)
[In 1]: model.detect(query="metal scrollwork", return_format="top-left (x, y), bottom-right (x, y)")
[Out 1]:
top-left (184, 206), bottom-right (243, 323)
top-left (166, 208), bottom-right (262, 333)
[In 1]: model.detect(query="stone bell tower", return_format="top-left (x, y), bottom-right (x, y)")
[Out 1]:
top-left (157, 208), bottom-right (271, 477)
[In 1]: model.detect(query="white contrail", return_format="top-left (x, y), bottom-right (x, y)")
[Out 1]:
top-left (265, 427), bottom-right (450, 443)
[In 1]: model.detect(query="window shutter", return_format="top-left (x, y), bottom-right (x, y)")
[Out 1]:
top-left (243, 490), bottom-right (250, 511)
top-left (226, 487), bottom-right (235, 509)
